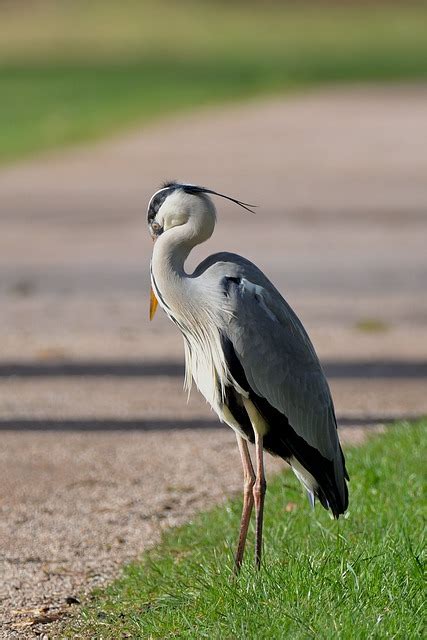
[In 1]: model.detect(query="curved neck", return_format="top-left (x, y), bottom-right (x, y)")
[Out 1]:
top-left (152, 224), bottom-right (196, 279)
top-left (150, 219), bottom-right (214, 319)
top-left (150, 193), bottom-right (217, 322)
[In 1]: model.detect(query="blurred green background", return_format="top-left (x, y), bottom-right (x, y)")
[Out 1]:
top-left (1, 0), bottom-right (427, 165)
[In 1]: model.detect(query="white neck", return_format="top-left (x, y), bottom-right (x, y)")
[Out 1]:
top-left (150, 215), bottom-right (213, 315)
top-left (152, 225), bottom-right (192, 278)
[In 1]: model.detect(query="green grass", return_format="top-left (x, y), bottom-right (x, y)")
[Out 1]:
top-left (1, 2), bottom-right (427, 164)
top-left (66, 421), bottom-right (426, 639)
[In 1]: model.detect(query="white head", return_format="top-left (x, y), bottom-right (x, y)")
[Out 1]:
top-left (147, 181), bottom-right (255, 247)
top-left (147, 184), bottom-right (217, 248)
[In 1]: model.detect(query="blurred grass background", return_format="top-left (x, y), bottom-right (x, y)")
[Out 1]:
top-left (1, 0), bottom-right (427, 164)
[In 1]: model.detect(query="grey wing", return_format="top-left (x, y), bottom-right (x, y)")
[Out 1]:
top-left (221, 273), bottom-right (348, 513)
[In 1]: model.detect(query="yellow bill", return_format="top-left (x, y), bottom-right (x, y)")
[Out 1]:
top-left (149, 286), bottom-right (158, 320)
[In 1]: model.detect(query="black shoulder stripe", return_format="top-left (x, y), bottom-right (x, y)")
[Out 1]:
top-left (223, 275), bottom-right (241, 292)
top-left (220, 333), bottom-right (249, 392)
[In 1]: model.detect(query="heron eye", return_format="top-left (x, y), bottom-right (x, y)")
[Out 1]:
top-left (151, 222), bottom-right (161, 233)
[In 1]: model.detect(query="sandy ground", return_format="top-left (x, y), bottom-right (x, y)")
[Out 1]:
top-left (0, 85), bottom-right (427, 637)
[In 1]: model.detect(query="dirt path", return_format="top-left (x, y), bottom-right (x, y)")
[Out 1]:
top-left (1, 85), bottom-right (426, 637)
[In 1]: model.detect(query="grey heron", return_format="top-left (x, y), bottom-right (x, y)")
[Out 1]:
top-left (148, 181), bottom-right (349, 571)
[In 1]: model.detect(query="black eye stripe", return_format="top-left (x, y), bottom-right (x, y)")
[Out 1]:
top-left (147, 189), bottom-right (173, 223)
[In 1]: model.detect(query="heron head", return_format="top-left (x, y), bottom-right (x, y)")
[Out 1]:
top-left (147, 181), bottom-right (255, 242)
top-left (147, 183), bottom-right (215, 244)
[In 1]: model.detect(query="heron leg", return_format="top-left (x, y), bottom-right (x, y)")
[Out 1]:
top-left (234, 434), bottom-right (255, 573)
top-left (253, 430), bottom-right (267, 570)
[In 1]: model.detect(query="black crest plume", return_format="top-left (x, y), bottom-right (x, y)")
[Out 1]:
top-left (162, 181), bottom-right (257, 214)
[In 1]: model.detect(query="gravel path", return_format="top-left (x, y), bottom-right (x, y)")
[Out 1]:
top-left (1, 85), bottom-right (427, 637)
